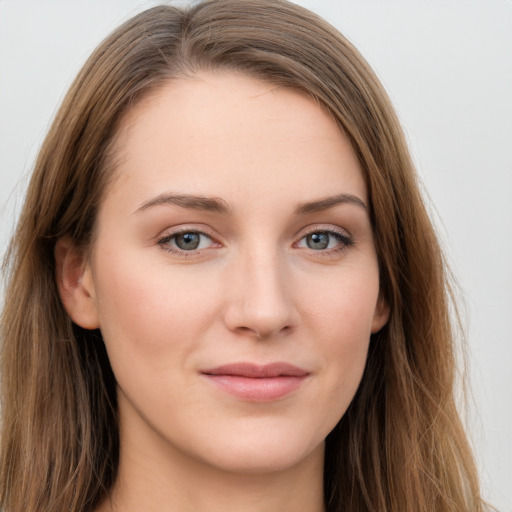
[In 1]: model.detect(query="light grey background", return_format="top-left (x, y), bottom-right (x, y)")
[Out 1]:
top-left (1, 1), bottom-right (511, 510)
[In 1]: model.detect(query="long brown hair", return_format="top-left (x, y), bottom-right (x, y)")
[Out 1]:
top-left (1, 1), bottom-right (485, 511)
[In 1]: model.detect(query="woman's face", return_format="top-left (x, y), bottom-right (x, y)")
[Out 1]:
top-left (71, 71), bottom-right (388, 474)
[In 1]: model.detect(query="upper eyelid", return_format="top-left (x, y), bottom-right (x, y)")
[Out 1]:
top-left (157, 224), bottom-right (218, 240)
top-left (294, 223), bottom-right (352, 239)
top-left (159, 230), bottom-right (212, 242)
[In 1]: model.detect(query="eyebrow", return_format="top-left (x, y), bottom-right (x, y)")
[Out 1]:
top-left (135, 193), bottom-right (231, 214)
top-left (134, 192), bottom-right (367, 216)
top-left (294, 193), bottom-right (367, 214)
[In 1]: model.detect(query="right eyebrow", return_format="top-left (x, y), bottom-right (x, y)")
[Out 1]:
top-left (134, 193), bottom-right (231, 215)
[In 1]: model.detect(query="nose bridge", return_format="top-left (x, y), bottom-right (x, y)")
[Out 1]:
top-left (224, 241), bottom-right (296, 339)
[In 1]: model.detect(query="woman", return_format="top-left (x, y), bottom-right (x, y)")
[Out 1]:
top-left (0, 1), bottom-right (487, 511)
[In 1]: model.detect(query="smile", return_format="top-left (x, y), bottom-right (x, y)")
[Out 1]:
top-left (201, 362), bottom-right (310, 402)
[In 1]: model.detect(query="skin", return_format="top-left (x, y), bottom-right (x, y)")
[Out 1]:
top-left (57, 71), bottom-right (389, 512)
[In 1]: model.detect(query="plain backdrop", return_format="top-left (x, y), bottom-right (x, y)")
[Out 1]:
top-left (1, 1), bottom-right (511, 510)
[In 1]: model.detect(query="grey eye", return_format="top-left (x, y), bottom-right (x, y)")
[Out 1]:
top-left (174, 232), bottom-right (201, 250)
top-left (305, 232), bottom-right (330, 250)
top-left (297, 230), bottom-right (352, 252)
top-left (158, 230), bottom-right (216, 254)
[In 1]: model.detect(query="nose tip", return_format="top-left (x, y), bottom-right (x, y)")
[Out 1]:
top-left (223, 256), bottom-right (298, 340)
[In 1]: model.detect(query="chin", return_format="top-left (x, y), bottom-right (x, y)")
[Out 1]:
top-left (188, 422), bottom-right (326, 475)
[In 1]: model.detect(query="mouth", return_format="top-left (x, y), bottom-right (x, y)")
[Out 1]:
top-left (201, 362), bottom-right (310, 402)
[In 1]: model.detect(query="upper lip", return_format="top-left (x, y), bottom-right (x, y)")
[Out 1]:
top-left (201, 362), bottom-right (309, 378)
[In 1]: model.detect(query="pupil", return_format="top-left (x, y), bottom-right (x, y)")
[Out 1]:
top-left (176, 233), bottom-right (200, 250)
top-left (307, 232), bottom-right (329, 250)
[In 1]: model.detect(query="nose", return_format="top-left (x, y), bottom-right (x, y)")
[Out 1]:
top-left (223, 248), bottom-right (299, 340)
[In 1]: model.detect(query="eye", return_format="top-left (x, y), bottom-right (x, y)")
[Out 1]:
top-left (158, 230), bottom-right (216, 253)
top-left (296, 230), bottom-right (353, 251)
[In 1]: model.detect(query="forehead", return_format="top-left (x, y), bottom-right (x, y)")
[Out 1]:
top-left (106, 70), bottom-right (367, 212)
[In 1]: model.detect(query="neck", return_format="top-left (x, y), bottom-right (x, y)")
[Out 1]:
top-left (98, 445), bottom-right (325, 512)
top-left (96, 402), bottom-right (326, 512)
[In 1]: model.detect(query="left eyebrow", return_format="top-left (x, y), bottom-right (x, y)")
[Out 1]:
top-left (294, 193), bottom-right (368, 215)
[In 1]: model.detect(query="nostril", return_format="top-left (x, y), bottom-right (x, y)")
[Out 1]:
top-left (242, 324), bottom-right (293, 341)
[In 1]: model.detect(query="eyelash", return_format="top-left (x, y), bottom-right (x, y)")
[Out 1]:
top-left (156, 227), bottom-right (354, 257)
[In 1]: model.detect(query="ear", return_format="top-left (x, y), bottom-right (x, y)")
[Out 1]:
top-left (55, 236), bottom-right (99, 330)
top-left (371, 293), bottom-right (390, 333)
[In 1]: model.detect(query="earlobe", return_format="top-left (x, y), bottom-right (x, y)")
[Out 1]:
top-left (371, 294), bottom-right (390, 333)
top-left (55, 237), bottom-right (99, 330)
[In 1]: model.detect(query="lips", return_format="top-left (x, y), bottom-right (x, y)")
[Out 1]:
top-left (201, 362), bottom-right (310, 401)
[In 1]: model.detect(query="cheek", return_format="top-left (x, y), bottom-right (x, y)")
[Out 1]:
top-left (310, 329), bottom-right (370, 439)
top-left (92, 251), bottom-right (218, 363)
top-left (301, 258), bottom-right (381, 340)
top-left (300, 264), bottom-right (379, 416)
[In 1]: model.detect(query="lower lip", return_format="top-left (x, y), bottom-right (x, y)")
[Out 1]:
top-left (202, 374), bottom-right (307, 402)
